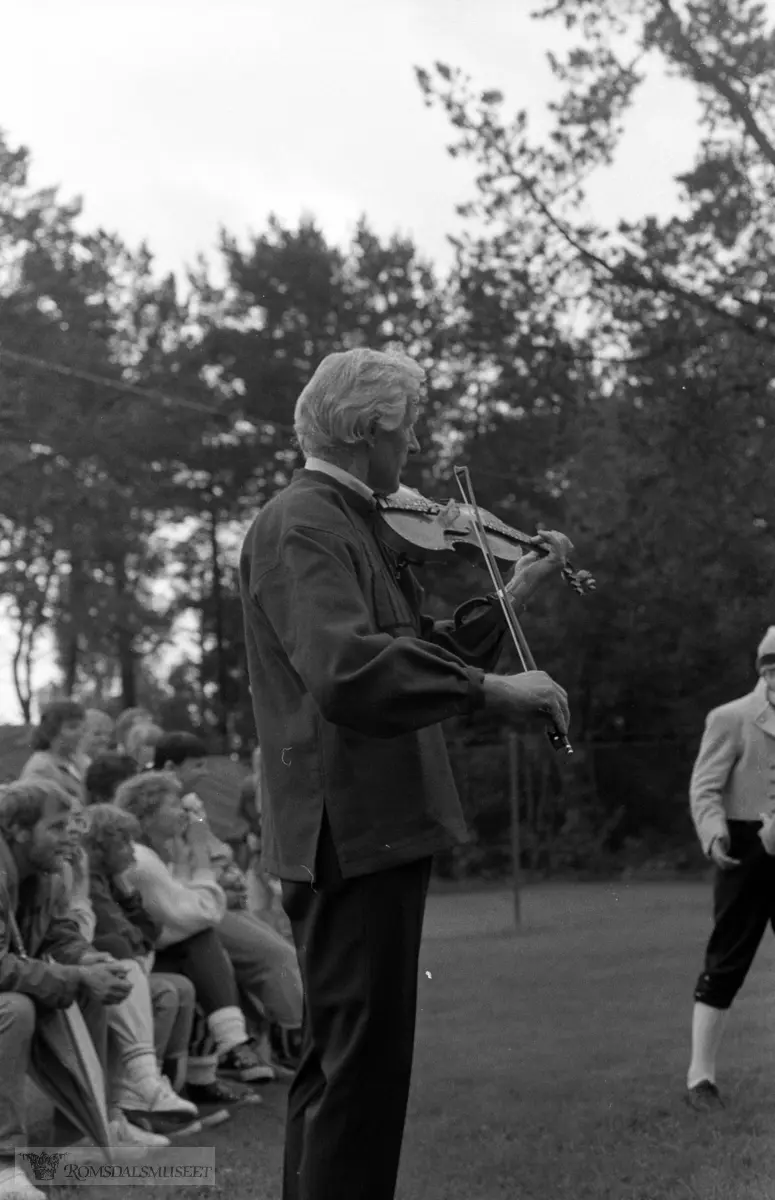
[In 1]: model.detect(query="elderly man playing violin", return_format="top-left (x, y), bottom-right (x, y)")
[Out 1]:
top-left (239, 347), bottom-right (572, 1200)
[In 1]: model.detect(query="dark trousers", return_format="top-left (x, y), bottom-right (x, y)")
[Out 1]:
top-left (695, 819), bottom-right (775, 1009)
top-left (280, 813), bottom-right (432, 1200)
top-left (153, 928), bottom-right (240, 1014)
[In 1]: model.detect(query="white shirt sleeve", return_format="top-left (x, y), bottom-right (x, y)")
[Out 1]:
top-left (122, 843), bottom-right (227, 948)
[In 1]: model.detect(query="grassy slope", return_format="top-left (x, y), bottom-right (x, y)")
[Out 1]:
top-left (51, 882), bottom-right (775, 1199)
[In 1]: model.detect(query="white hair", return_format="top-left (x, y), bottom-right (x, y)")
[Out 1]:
top-left (294, 348), bottom-right (425, 459)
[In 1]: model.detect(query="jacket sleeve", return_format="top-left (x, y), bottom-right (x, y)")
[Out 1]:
top-left (0, 882), bottom-right (85, 1008)
top-left (116, 888), bottom-right (161, 953)
top-left (419, 596), bottom-right (506, 673)
top-left (122, 845), bottom-right (226, 949)
top-left (689, 708), bottom-right (739, 856)
top-left (89, 875), bottom-right (147, 958)
top-left (252, 525), bottom-right (487, 739)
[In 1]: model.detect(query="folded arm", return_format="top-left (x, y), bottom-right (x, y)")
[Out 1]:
top-left (0, 887), bottom-right (85, 1008)
top-left (122, 844), bottom-right (226, 948)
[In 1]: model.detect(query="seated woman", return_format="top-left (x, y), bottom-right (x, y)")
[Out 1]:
top-left (113, 772), bottom-right (271, 1095)
top-left (83, 805), bottom-right (201, 1137)
top-left (153, 733), bottom-right (303, 1071)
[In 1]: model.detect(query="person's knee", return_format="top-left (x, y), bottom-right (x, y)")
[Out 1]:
top-left (173, 975), bottom-right (196, 1013)
top-left (0, 992), bottom-right (36, 1044)
top-left (151, 976), bottom-right (178, 1015)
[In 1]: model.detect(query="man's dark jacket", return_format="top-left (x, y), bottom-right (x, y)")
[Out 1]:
top-left (0, 835), bottom-right (91, 1008)
top-left (239, 469), bottom-right (506, 881)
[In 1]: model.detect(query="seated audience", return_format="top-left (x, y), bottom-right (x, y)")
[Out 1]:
top-left (0, 778), bottom-right (167, 1200)
top-left (114, 771), bottom-right (271, 1095)
top-left (83, 805), bottom-right (201, 1136)
top-left (83, 754), bottom-right (250, 1117)
top-left (153, 734), bottom-right (303, 1071)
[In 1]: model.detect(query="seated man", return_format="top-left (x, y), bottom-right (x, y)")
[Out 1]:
top-left (0, 780), bottom-right (162, 1200)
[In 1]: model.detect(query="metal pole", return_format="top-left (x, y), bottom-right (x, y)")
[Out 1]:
top-left (508, 730), bottom-right (522, 930)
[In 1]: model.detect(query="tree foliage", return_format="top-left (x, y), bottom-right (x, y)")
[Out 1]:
top-left (2, 1), bottom-right (775, 858)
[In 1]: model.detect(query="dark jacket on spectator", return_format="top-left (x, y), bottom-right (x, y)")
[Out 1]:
top-left (89, 870), bottom-right (160, 960)
top-left (239, 468), bottom-right (506, 881)
top-left (0, 834), bottom-right (90, 1009)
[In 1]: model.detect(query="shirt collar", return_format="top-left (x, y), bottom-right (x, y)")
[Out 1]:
top-left (304, 456), bottom-right (375, 503)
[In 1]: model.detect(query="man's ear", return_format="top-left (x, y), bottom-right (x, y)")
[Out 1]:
top-left (362, 419), bottom-right (379, 448)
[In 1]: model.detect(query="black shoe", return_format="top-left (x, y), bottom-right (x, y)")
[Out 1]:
top-left (183, 1077), bottom-right (262, 1121)
top-left (219, 1039), bottom-right (276, 1083)
top-left (684, 1080), bottom-right (724, 1111)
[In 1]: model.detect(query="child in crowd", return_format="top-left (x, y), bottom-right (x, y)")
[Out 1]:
top-left (83, 805), bottom-right (202, 1137)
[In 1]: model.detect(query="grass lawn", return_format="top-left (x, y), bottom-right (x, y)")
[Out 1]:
top-left (52, 881), bottom-right (775, 1198)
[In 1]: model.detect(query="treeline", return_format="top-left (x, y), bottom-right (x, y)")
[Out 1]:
top-left (2, 0), bottom-right (775, 873)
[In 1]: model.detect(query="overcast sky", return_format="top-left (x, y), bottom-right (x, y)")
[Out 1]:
top-left (0, 0), bottom-right (717, 722)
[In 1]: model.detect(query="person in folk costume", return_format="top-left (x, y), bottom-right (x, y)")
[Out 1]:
top-left (239, 347), bottom-right (573, 1200)
top-left (686, 626), bottom-right (775, 1109)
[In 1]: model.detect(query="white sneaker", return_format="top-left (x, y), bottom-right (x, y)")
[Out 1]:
top-left (0, 1166), bottom-right (46, 1200)
top-left (109, 1114), bottom-right (170, 1148)
top-left (116, 1077), bottom-right (199, 1118)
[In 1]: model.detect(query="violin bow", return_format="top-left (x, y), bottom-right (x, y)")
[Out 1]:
top-left (453, 466), bottom-right (573, 756)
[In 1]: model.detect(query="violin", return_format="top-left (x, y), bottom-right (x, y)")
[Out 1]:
top-left (376, 470), bottom-right (595, 755)
top-left (376, 486), bottom-right (595, 596)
